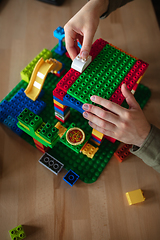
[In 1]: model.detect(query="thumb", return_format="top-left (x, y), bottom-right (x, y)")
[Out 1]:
top-left (121, 83), bottom-right (140, 109)
top-left (80, 31), bottom-right (94, 60)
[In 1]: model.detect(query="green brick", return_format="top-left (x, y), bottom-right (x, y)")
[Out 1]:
top-left (17, 109), bottom-right (59, 148)
top-left (17, 108), bottom-right (43, 134)
top-left (20, 48), bottom-right (52, 83)
top-left (67, 44), bottom-right (137, 104)
top-left (9, 225), bottom-right (26, 240)
top-left (39, 122), bottom-right (59, 144)
top-left (0, 39), bottom-right (150, 184)
top-left (60, 123), bottom-right (91, 154)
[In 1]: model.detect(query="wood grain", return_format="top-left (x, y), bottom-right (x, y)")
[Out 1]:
top-left (0, 0), bottom-right (160, 239)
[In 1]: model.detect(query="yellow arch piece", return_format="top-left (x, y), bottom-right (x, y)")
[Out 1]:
top-left (25, 57), bottom-right (62, 101)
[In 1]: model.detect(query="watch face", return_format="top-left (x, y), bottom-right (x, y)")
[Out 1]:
top-left (66, 127), bottom-right (85, 146)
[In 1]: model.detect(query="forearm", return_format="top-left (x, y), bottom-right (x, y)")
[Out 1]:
top-left (86, 0), bottom-right (109, 17)
top-left (130, 125), bottom-right (160, 173)
top-left (89, 0), bottom-right (133, 18)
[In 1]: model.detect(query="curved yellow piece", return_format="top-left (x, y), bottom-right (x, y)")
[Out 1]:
top-left (25, 57), bottom-right (62, 101)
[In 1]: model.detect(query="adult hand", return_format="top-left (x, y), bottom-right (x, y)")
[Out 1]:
top-left (64, 0), bottom-right (109, 60)
top-left (82, 84), bottom-right (151, 147)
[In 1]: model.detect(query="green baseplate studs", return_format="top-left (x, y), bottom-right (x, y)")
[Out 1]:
top-left (0, 43), bottom-right (151, 183)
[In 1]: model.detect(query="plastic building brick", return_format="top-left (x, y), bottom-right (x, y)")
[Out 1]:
top-left (20, 48), bottom-right (52, 83)
top-left (0, 88), bottom-right (46, 136)
top-left (54, 103), bottom-right (68, 112)
top-left (54, 105), bottom-right (69, 116)
top-left (71, 54), bottom-right (92, 73)
top-left (60, 123), bottom-right (91, 153)
top-left (39, 152), bottom-right (64, 175)
top-left (92, 128), bottom-right (104, 139)
top-left (55, 110), bottom-right (70, 123)
top-left (114, 144), bottom-right (132, 162)
top-left (38, 122), bottom-right (59, 144)
top-left (90, 135), bottom-right (101, 145)
top-left (53, 26), bottom-right (66, 55)
top-left (104, 135), bottom-right (116, 144)
top-left (17, 108), bottom-right (59, 148)
top-left (53, 95), bottom-right (65, 105)
top-left (81, 143), bottom-right (99, 159)
top-left (109, 43), bottom-right (138, 60)
top-left (24, 58), bottom-right (62, 101)
top-left (67, 44), bottom-right (137, 104)
top-left (55, 121), bottom-right (67, 138)
top-left (77, 40), bottom-right (82, 49)
top-left (53, 87), bottom-right (66, 101)
top-left (0, 36), bottom-right (151, 184)
top-left (33, 138), bottom-right (49, 153)
top-left (63, 94), bottom-right (84, 114)
top-left (9, 225), bottom-right (26, 240)
top-left (65, 52), bottom-right (71, 58)
top-left (89, 38), bottom-right (108, 60)
top-left (53, 99), bottom-right (67, 109)
top-left (53, 26), bottom-right (65, 41)
top-left (56, 68), bottom-right (81, 93)
top-left (3, 115), bottom-right (17, 129)
top-left (17, 108), bottom-right (43, 134)
top-left (63, 169), bottom-right (79, 186)
top-left (126, 189), bottom-right (145, 205)
top-left (53, 62), bottom-right (65, 77)
top-left (91, 128), bottom-right (104, 145)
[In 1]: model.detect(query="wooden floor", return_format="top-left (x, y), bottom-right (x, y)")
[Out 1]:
top-left (0, 0), bottom-right (160, 239)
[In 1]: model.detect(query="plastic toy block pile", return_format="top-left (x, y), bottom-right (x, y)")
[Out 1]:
top-left (0, 27), bottom-right (151, 192)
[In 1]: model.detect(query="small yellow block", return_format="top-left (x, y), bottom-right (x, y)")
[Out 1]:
top-left (53, 99), bottom-right (66, 109)
top-left (126, 189), bottom-right (145, 205)
top-left (81, 143), bottom-right (99, 159)
top-left (55, 122), bottom-right (67, 138)
top-left (92, 129), bottom-right (104, 139)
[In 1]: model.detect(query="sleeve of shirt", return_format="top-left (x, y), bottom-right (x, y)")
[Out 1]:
top-left (100, 0), bottom-right (134, 19)
top-left (130, 125), bottom-right (160, 173)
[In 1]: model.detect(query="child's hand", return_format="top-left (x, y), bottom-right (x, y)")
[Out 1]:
top-left (64, 0), bottom-right (109, 60)
top-left (82, 84), bottom-right (151, 147)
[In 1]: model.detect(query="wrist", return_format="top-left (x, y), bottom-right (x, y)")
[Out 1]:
top-left (135, 124), bottom-right (151, 148)
top-left (87, 0), bottom-right (109, 17)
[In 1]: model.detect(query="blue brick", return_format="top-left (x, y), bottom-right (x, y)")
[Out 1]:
top-left (63, 169), bottom-right (79, 186)
top-left (54, 106), bottom-right (70, 116)
top-left (91, 136), bottom-right (101, 144)
top-left (0, 88), bottom-right (46, 136)
top-left (53, 96), bottom-right (65, 105)
top-left (63, 94), bottom-right (84, 114)
top-left (53, 26), bottom-right (65, 40)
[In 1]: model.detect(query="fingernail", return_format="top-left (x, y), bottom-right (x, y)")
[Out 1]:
top-left (89, 121), bottom-right (93, 126)
top-left (91, 96), bottom-right (96, 102)
top-left (83, 104), bottom-right (89, 110)
top-left (81, 51), bottom-right (89, 60)
top-left (83, 112), bottom-right (88, 118)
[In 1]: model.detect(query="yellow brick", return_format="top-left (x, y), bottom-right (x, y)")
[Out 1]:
top-left (53, 99), bottom-right (66, 109)
top-left (81, 143), bottom-right (99, 159)
top-left (126, 189), bottom-right (145, 205)
top-left (92, 129), bottom-right (104, 139)
top-left (55, 121), bottom-right (67, 138)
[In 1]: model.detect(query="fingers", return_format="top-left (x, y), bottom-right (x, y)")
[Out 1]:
top-left (121, 84), bottom-right (140, 109)
top-left (64, 24), bottom-right (79, 60)
top-left (88, 121), bottom-right (115, 138)
top-left (82, 103), bottom-right (119, 125)
top-left (89, 95), bottom-right (126, 116)
top-left (83, 110), bottom-right (116, 132)
top-left (80, 29), bottom-right (94, 59)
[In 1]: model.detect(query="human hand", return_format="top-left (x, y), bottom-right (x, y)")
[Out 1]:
top-left (64, 0), bottom-right (109, 60)
top-left (82, 83), bottom-right (151, 147)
